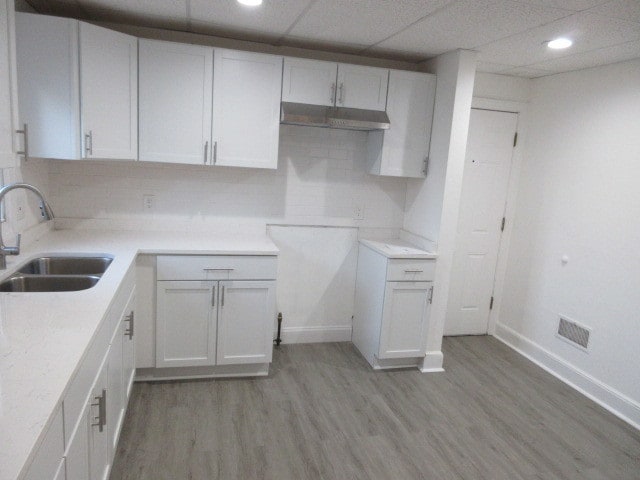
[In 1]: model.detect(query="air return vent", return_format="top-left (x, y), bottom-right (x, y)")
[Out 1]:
top-left (557, 316), bottom-right (591, 350)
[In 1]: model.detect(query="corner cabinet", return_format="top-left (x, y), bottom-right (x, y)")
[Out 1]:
top-left (282, 58), bottom-right (388, 111)
top-left (212, 49), bottom-right (282, 169)
top-left (14, 13), bottom-right (137, 161)
top-left (352, 243), bottom-right (435, 370)
top-left (156, 255), bottom-right (277, 374)
top-left (367, 70), bottom-right (436, 178)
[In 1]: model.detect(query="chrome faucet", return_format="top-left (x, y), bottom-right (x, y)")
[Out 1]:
top-left (0, 183), bottom-right (54, 269)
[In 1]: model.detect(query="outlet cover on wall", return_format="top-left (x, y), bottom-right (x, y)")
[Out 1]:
top-left (353, 205), bottom-right (365, 220)
top-left (143, 194), bottom-right (155, 212)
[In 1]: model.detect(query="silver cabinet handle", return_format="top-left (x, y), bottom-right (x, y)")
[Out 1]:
top-left (15, 123), bottom-right (28, 159)
top-left (428, 286), bottom-right (434, 304)
top-left (211, 285), bottom-right (216, 307)
top-left (84, 131), bottom-right (93, 157)
top-left (423, 157), bottom-right (430, 176)
top-left (338, 82), bottom-right (344, 105)
top-left (203, 268), bottom-right (234, 271)
top-left (204, 141), bottom-right (209, 164)
top-left (221, 286), bottom-right (225, 307)
top-left (330, 83), bottom-right (336, 104)
top-left (91, 388), bottom-right (107, 432)
top-left (404, 270), bottom-right (424, 273)
top-left (124, 311), bottom-right (134, 340)
top-left (213, 141), bottom-right (218, 164)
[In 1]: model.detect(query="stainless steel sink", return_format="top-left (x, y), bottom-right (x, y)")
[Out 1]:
top-left (0, 274), bottom-right (101, 292)
top-left (17, 256), bottom-right (113, 275)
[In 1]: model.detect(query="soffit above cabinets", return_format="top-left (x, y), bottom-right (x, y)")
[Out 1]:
top-left (23, 0), bottom-right (640, 78)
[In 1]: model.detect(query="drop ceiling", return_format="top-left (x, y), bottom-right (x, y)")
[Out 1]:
top-left (23, 0), bottom-right (640, 78)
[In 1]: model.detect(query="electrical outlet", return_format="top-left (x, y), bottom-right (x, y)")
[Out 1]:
top-left (143, 194), bottom-right (155, 212)
top-left (353, 205), bottom-right (365, 220)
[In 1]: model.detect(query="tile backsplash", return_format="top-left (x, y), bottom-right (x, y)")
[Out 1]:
top-left (49, 125), bottom-right (408, 234)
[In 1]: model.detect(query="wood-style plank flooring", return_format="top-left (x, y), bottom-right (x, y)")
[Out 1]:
top-left (111, 337), bottom-right (640, 479)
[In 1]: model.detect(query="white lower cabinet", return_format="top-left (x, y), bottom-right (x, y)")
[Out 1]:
top-left (122, 290), bottom-right (136, 400)
top-left (353, 243), bottom-right (434, 369)
top-left (156, 255), bottom-right (277, 372)
top-left (88, 353), bottom-right (110, 480)
top-left (53, 459), bottom-right (66, 480)
top-left (65, 402), bottom-right (89, 480)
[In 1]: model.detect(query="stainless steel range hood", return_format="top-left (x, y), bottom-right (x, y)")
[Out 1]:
top-left (280, 102), bottom-right (390, 131)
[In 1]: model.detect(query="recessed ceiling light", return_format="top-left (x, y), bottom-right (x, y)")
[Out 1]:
top-left (546, 37), bottom-right (573, 49)
top-left (237, 0), bottom-right (262, 6)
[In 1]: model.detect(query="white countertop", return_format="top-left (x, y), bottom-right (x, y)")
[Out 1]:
top-left (359, 238), bottom-right (437, 259)
top-left (0, 228), bottom-right (278, 480)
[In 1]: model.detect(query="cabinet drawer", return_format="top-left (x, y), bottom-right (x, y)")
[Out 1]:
top-left (386, 259), bottom-right (435, 282)
top-left (157, 255), bottom-right (277, 281)
top-left (24, 406), bottom-right (64, 480)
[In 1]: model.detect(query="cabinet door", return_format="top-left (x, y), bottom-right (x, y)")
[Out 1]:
top-left (336, 64), bottom-right (388, 111)
top-left (0, 0), bottom-right (17, 168)
top-left (88, 353), bottom-right (109, 480)
top-left (107, 323), bottom-right (124, 462)
top-left (139, 40), bottom-right (213, 164)
top-left (79, 22), bottom-right (137, 160)
top-left (282, 57), bottom-right (337, 107)
top-left (217, 281), bottom-right (275, 365)
top-left (122, 291), bottom-right (136, 401)
top-left (156, 281), bottom-right (216, 367)
top-left (368, 70), bottom-right (436, 178)
top-left (378, 282), bottom-right (432, 359)
top-left (212, 49), bottom-right (282, 169)
top-left (65, 402), bottom-right (89, 480)
top-left (15, 13), bottom-right (81, 160)
top-left (53, 459), bottom-right (66, 480)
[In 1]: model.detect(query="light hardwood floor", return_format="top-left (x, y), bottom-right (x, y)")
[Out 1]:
top-left (111, 336), bottom-right (640, 479)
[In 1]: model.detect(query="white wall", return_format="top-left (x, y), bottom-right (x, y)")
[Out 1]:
top-left (496, 59), bottom-right (640, 427)
top-left (49, 125), bottom-right (407, 342)
top-left (473, 72), bottom-right (531, 103)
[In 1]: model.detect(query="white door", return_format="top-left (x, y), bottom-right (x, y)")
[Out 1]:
top-left (156, 281), bottom-right (216, 367)
top-left (336, 64), bottom-right (388, 111)
top-left (121, 292), bottom-right (136, 401)
top-left (79, 22), bottom-right (137, 160)
top-left (107, 325), bottom-right (124, 460)
top-left (282, 57), bottom-right (337, 107)
top-left (212, 49), bottom-right (282, 169)
top-left (0, 0), bottom-right (18, 168)
top-left (379, 282), bottom-right (432, 359)
top-left (216, 281), bottom-right (275, 365)
top-left (139, 40), bottom-right (213, 164)
top-left (445, 108), bottom-right (518, 335)
top-left (65, 402), bottom-right (89, 480)
top-left (88, 353), bottom-right (109, 480)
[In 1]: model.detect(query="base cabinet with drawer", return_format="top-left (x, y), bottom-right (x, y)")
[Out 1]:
top-left (352, 243), bottom-right (435, 370)
top-left (156, 255), bottom-right (277, 374)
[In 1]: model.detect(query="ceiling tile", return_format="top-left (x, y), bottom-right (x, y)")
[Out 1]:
top-left (78, 0), bottom-right (187, 18)
top-left (189, 0), bottom-right (314, 37)
top-left (587, 0), bottom-right (640, 23)
top-left (515, 0), bottom-right (608, 11)
top-left (500, 65), bottom-right (554, 77)
top-left (478, 12), bottom-right (640, 66)
top-left (288, 0), bottom-right (455, 46)
top-left (375, 0), bottom-right (572, 55)
top-left (527, 38), bottom-right (640, 72)
top-left (476, 61), bottom-right (515, 73)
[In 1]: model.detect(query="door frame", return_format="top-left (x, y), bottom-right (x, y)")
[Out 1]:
top-left (469, 97), bottom-right (529, 335)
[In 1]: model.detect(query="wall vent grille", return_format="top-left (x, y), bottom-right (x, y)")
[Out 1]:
top-left (557, 316), bottom-right (590, 350)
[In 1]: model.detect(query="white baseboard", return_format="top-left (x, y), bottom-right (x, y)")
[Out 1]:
top-left (495, 322), bottom-right (640, 431)
top-left (282, 325), bottom-right (352, 344)
top-left (420, 350), bottom-right (445, 373)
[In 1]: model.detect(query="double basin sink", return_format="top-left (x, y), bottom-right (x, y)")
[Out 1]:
top-left (0, 255), bottom-right (113, 292)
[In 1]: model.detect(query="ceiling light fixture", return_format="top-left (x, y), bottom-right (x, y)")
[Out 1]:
top-left (237, 0), bottom-right (262, 6)
top-left (546, 37), bottom-right (573, 49)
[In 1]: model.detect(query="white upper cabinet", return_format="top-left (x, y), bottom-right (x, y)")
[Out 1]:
top-left (282, 58), bottom-right (337, 107)
top-left (212, 49), bottom-right (282, 169)
top-left (336, 64), bottom-right (388, 111)
top-left (139, 40), bottom-right (213, 165)
top-left (80, 23), bottom-right (137, 160)
top-left (0, 0), bottom-right (18, 168)
top-left (15, 13), bottom-right (81, 160)
top-left (367, 70), bottom-right (436, 178)
top-left (282, 58), bottom-right (389, 111)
